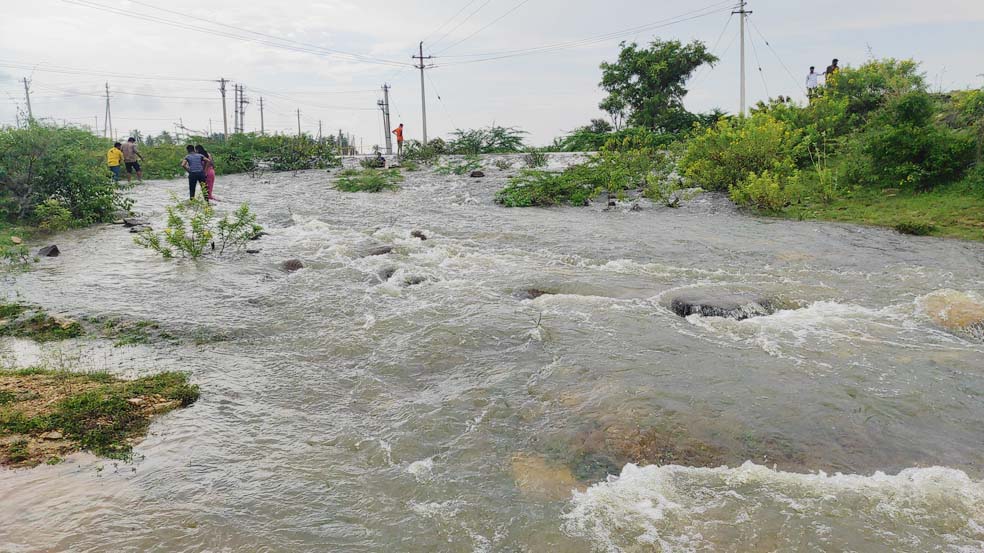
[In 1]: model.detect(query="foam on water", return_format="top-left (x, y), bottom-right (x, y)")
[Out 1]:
top-left (564, 462), bottom-right (984, 553)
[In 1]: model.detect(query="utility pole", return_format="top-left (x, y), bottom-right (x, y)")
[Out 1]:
top-left (318, 120), bottom-right (323, 141)
top-left (259, 97), bottom-right (265, 135)
top-left (338, 129), bottom-right (344, 156)
top-left (413, 42), bottom-right (433, 145)
top-left (22, 78), bottom-right (33, 121)
top-left (238, 86), bottom-right (249, 132)
top-left (378, 83), bottom-right (393, 154)
top-left (733, 1), bottom-right (752, 116)
top-left (296, 109), bottom-right (301, 136)
top-left (219, 78), bottom-right (229, 138)
top-left (104, 82), bottom-right (113, 138)
top-left (232, 85), bottom-right (239, 133)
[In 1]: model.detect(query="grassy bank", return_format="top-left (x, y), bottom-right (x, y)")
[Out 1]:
top-left (784, 183), bottom-right (984, 240)
top-left (0, 368), bottom-right (199, 467)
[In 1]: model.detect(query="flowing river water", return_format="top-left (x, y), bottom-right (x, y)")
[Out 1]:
top-left (2, 154), bottom-right (984, 552)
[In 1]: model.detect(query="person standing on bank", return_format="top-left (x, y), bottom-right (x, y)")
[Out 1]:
top-left (392, 123), bottom-right (404, 159)
top-left (121, 137), bottom-right (144, 184)
top-left (806, 66), bottom-right (821, 100)
top-left (825, 59), bottom-right (840, 79)
top-left (195, 144), bottom-right (216, 201)
top-left (107, 142), bottom-right (124, 183)
top-left (181, 145), bottom-right (207, 200)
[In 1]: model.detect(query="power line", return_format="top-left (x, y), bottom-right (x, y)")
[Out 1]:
top-left (747, 16), bottom-right (805, 94)
top-left (62, 0), bottom-right (410, 68)
top-left (428, 0), bottom-right (493, 52)
top-left (422, 0), bottom-right (483, 45)
top-left (436, 1), bottom-right (734, 65)
top-left (434, 0), bottom-right (533, 55)
top-left (747, 23), bottom-right (770, 99)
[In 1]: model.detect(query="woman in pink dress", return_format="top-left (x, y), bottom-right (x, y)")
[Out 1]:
top-left (195, 144), bottom-right (216, 201)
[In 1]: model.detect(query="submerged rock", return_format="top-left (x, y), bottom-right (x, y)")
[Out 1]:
top-left (129, 226), bottom-right (151, 234)
top-left (404, 276), bottom-right (427, 286)
top-left (250, 231), bottom-right (269, 241)
top-left (410, 230), bottom-right (427, 241)
top-left (469, 170), bottom-right (485, 178)
top-left (510, 453), bottom-right (584, 501)
top-left (246, 249), bottom-right (261, 254)
top-left (515, 288), bottom-right (553, 300)
top-left (123, 218), bottom-right (148, 228)
top-left (37, 245), bottom-right (59, 257)
top-left (921, 289), bottom-right (984, 340)
top-left (669, 291), bottom-right (778, 320)
top-left (280, 259), bottom-right (304, 273)
top-left (377, 267), bottom-right (397, 282)
top-left (366, 245), bottom-right (394, 257)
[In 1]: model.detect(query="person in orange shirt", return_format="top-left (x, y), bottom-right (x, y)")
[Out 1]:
top-left (392, 123), bottom-right (404, 159)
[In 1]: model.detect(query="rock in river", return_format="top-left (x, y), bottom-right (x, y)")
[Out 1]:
top-left (37, 245), bottom-right (59, 257)
top-left (410, 230), bottom-right (427, 241)
top-left (280, 259), bottom-right (304, 272)
top-left (469, 170), bottom-right (485, 178)
top-left (669, 291), bottom-right (778, 320)
top-left (123, 218), bottom-right (148, 228)
top-left (366, 245), bottom-right (394, 257)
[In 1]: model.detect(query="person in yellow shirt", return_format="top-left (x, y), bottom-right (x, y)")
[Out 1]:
top-left (107, 142), bottom-right (124, 182)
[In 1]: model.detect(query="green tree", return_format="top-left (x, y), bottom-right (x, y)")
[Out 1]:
top-left (599, 39), bottom-right (717, 134)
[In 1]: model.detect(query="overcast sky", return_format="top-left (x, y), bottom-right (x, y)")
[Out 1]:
top-left (2, 0), bottom-right (983, 148)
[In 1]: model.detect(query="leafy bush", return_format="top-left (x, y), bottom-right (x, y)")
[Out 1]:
top-left (729, 170), bottom-right (800, 211)
top-left (493, 159), bottom-right (514, 171)
top-left (141, 134), bottom-right (339, 179)
top-left (33, 198), bottom-right (73, 232)
top-left (334, 169), bottom-right (403, 192)
top-left (134, 192), bottom-right (262, 259)
top-left (495, 168), bottom-right (595, 207)
top-left (680, 113), bottom-right (802, 192)
top-left (894, 221), bottom-right (936, 236)
top-left (0, 124), bottom-right (129, 225)
top-left (436, 155), bottom-right (482, 175)
top-left (523, 149), bottom-right (548, 168)
top-left (447, 125), bottom-right (526, 154)
top-left (402, 139), bottom-right (443, 165)
top-left (846, 91), bottom-right (974, 191)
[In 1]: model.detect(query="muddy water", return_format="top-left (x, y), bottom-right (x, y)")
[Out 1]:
top-left (2, 154), bottom-right (983, 552)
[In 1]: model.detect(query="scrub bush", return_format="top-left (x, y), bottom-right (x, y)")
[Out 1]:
top-left (729, 170), bottom-right (800, 211)
top-left (680, 113), bottom-right (802, 192)
top-left (334, 169), bottom-right (403, 192)
top-left (0, 124), bottom-right (128, 225)
top-left (134, 192), bottom-right (262, 259)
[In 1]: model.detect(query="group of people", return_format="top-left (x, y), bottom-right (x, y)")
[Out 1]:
top-left (106, 137), bottom-right (144, 184)
top-left (106, 139), bottom-right (217, 201)
top-left (805, 58), bottom-right (840, 99)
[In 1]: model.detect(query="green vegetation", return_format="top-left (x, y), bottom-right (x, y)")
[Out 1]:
top-left (0, 124), bottom-right (132, 228)
top-left (134, 192), bottom-right (263, 259)
top-left (435, 155), bottom-right (482, 175)
top-left (523, 149), bottom-right (549, 169)
top-left (334, 168), bottom-right (403, 192)
top-left (447, 125), bottom-right (527, 154)
top-left (0, 368), bottom-right (199, 466)
top-left (599, 39), bottom-right (719, 133)
top-left (0, 302), bottom-right (83, 342)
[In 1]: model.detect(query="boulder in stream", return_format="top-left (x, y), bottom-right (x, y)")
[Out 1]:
top-left (280, 259), bottom-right (304, 273)
top-left (123, 218), bottom-right (148, 228)
top-left (410, 230), bottom-right (427, 241)
top-left (669, 291), bottom-right (778, 320)
top-left (469, 170), bottom-right (485, 178)
top-left (37, 245), bottom-right (59, 257)
top-left (366, 245), bottom-right (394, 257)
top-left (250, 231), bottom-right (269, 241)
top-left (920, 289), bottom-right (984, 341)
top-left (515, 288), bottom-right (553, 300)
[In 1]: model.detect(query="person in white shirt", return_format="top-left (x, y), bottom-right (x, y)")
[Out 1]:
top-left (806, 66), bottom-right (821, 101)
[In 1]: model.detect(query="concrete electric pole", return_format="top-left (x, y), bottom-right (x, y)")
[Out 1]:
top-left (104, 82), bottom-right (113, 138)
top-left (413, 42), bottom-right (433, 145)
top-left (259, 97), bottom-right (265, 135)
top-left (378, 83), bottom-right (393, 154)
top-left (22, 78), bottom-right (33, 121)
top-left (219, 78), bottom-right (229, 138)
top-left (296, 109), bottom-right (302, 136)
top-left (734, 1), bottom-right (752, 116)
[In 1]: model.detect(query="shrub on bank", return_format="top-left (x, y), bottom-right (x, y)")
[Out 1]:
top-left (334, 169), bottom-right (403, 192)
top-left (0, 124), bottom-right (129, 225)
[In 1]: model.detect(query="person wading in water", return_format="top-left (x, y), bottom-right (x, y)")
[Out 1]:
top-left (181, 145), bottom-right (207, 200)
top-left (196, 144), bottom-right (216, 201)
